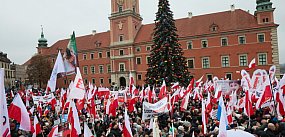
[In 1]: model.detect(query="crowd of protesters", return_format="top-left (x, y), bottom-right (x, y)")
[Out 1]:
top-left (5, 83), bottom-right (285, 137)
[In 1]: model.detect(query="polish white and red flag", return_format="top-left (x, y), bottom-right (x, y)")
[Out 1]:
top-left (201, 99), bottom-right (207, 135)
top-left (123, 109), bottom-right (133, 137)
top-left (49, 50), bottom-right (66, 92)
top-left (158, 80), bottom-right (167, 99)
top-left (180, 90), bottom-right (190, 111)
top-left (48, 125), bottom-right (59, 137)
top-left (8, 94), bottom-right (34, 132)
top-left (84, 122), bottom-right (95, 137)
top-left (256, 76), bottom-right (273, 109)
top-left (69, 67), bottom-right (86, 99)
top-left (128, 85), bottom-right (137, 113)
top-left (246, 58), bottom-right (256, 70)
top-left (275, 90), bottom-right (285, 117)
top-left (68, 101), bottom-right (81, 136)
top-left (33, 116), bottom-right (42, 137)
top-left (97, 87), bottom-right (110, 97)
top-left (0, 68), bottom-right (11, 137)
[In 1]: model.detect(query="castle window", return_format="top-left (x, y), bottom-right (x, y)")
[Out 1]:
top-left (98, 52), bottom-right (103, 58)
top-left (119, 34), bottom-right (124, 42)
top-left (83, 66), bottom-right (88, 75)
top-left (83, 54), bottom-right (87, 60)
top-left (187, 41), bottom-right (193, 49)
top-left (239, 54), bottom-right (248, 66)
top-left (137, 74), bottom-right (142, 80)
top-left (118, 5), bottom-right (123, 12)
top-left (258, 33), bottom-right (265, 43)
top-left (107, 51), bottom-right (111, 58)
top-left (187, 58), bottom-right (194, 69)
top-left (221, 37), bottom-right (228, 46)
top-left (119, 63), bottom-right (125, 72)
top-left (90, 53), bottom-right (94, 59)
top-left (221, 56), bottom-right (230, 67)
top-left (119, 49), bottom-right (124, 56)
top-left (258, 53), bottom-right (267, 65)
top-left (146, 46), bottom-right (151, 51)
top-left (201, 40), bottom-right (208, 48)
top-left (239, 36), bottom-right (246, 44)
top-left (202, 57), bottom-right (210, 68)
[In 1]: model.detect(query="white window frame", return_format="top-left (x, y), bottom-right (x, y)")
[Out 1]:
top-left (206, 74), bottom-right (213, 81)
top-left (90, 65), bottom-right (95, 74)
top-left (107, 64), bottom-right (111, 73)
top-left (258, 53), bottom-right (267, 65)
top-left (90, 53), bottom-right (94, 59)
top-left (92, 78), bottom-right (96, 84)
top-left (146, 56), bottom-right (151, 64)
top-left (119, 63), bottom-right (126, 72)
top-left (136, 57), bottom-right (142, 65)
top-left (187, 41), bottom-right (193, 49)
top-left (99, 65), bottom-right (104, 73)
top-left (239, 54), bottom-right (248, 66)
top-left (83, 54), bottom-right (87, 60)
top-left (257, 33), bottom-right (265, 43)
top-left (136, 47), bottom-right (141, 52)
top-left (119, 49), bottom-right (124, 56)
top-left (201, 39), bottom-right (208, 48)
top-left (137, 74), bottom-right (142, 80)
top-left (83, 66), bottom-right (88, 75)
top-left (146, 46), bottom-right (151, 51)
top-left (225, 73), bottom-right (232, 80)
top-left (202, 57), bottom-right (210, 69)
top-left (98, 52), bottom-right (103, 58)
top-left (108, 78), bottom-right (112, 84)
top-left (238, 35), bottom-right (246, 45)
top-left (119, 34), bottom-right (124, 42)
top-left (221, 37), bottom-right (228, 46)
top-left (187, 58), bottom-right (195, 69)
top-left (221, 56), bottom-right (230, 67)
top-left (100, 78), bottom-right (104, 84)
top-left (106, 51), bottom-right (110, 58)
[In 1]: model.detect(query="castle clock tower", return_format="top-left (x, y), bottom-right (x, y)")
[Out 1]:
top-left (109, 0), bottom-right (142, 87)
top-left (109, 0), bottom-right (142, 45)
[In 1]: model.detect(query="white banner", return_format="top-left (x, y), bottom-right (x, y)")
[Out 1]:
top-left (32, 94), bottom-right (53, 104)
top-left (216, 80), bottom-right (239, 95)
top-left (142, 97), bottom-right (169, 120)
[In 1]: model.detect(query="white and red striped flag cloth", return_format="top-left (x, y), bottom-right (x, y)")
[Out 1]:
top-left (123, 109), bottom-right (133, 137)
top-left (8, 94), bottom-right (34, 132)
top-left (246, 58), bottom-right (256, 70)
top-left (0, 68), bottom-right (11, 137)
top-left (69, 67), bottom-right (86, 99)
top-left (33, 116), bottom-right (41, 137)
top-left (84, 122), bottom-right (95, 137)
top-left (48, 125), bottom-right (59, 137)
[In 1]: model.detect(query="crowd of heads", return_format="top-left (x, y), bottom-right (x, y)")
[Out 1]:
top-left (5, 83), bottom-right (285, 137)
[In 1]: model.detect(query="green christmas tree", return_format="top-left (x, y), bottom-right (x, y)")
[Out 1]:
top-left (145, 0), bottom-right (191, 87)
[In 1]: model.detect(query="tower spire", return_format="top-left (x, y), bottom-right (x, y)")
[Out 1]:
top-left (38, 25), bottom-right (48, 48)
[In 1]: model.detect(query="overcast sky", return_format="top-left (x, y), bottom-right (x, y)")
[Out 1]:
top-left (0, 0), bottom-right (284, 64)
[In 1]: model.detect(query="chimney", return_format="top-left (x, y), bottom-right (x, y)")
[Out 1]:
top-left (231, 4), bottom-right (235, 12)
top-left (188, 12), bottom-right (193, 18)
top-left (92, 30), bottom-right (97, 35)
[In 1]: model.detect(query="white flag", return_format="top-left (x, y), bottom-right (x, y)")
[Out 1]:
top-left (0, 68), bottom-right (11, 137)
top-left (69, 67), bottom-right (85, 99)
top-left (49, 50), bottom-right (66, 91)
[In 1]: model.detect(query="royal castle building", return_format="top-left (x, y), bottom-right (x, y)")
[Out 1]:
top-left (34, 0), bottom-right (280, 88)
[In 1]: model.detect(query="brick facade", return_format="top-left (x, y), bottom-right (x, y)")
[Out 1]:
top-left (35, 0), bottom-right (280, 88)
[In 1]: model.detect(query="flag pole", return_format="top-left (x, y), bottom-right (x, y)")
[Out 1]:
top-left (268, 74), bottom-right (277, 117)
